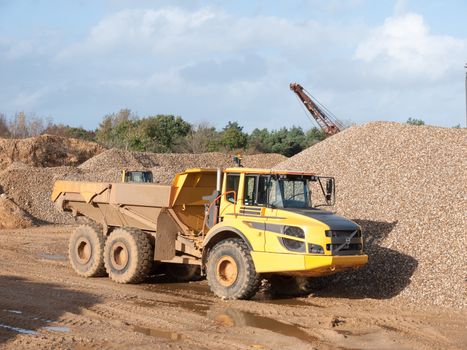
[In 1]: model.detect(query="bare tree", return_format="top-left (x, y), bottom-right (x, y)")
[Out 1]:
top-left (6, 112), bottom-right (52, 138)
top-left (185, 122), bottom-right (219, 153)
top-left (9, 112), bottom-right (28, 138)
top-left (0, 113), bottom-right (10, 137)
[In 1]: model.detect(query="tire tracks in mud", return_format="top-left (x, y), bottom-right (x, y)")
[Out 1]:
top-left (0, 226), bottom-right (466, 350)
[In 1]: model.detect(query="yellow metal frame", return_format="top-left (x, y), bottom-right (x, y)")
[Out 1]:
top-left (204, 168), bottom-right (368, 277)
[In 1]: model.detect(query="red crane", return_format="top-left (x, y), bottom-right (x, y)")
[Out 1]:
top-left (290, 82), bottom-right (343, 136)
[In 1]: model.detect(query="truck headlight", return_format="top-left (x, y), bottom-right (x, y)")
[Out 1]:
top-left (308, 243), bottom-right (324, 254)
top-left (279, 237), bottom-right (306, 252)
top-left (283, 226), bottom-right (305, 239)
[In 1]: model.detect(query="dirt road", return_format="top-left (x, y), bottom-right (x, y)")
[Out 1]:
top-left (0, 226), bottom-right (465, 350)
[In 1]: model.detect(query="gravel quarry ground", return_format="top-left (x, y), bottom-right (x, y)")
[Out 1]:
top-left (0, 122), bottom-right (466, 349)
top-left (0, 226), bottom-right (466, 350)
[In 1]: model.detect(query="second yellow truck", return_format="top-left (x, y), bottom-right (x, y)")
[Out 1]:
top-left (52, 167), bottom-right (368, 299)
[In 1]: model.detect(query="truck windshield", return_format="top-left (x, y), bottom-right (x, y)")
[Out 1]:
top-left (268, 175), bottom-right (312, 209)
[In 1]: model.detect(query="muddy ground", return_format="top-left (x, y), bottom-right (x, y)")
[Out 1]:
top-left (0, 226), bottom-right (465, 350)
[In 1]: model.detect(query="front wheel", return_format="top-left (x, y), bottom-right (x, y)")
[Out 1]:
top-left (206, 238), bottom-right (260, 300)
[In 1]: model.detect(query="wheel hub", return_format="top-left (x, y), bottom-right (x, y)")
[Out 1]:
top-left (216, 256), bottom-right (238, 287)
top-left (111, 242), bottom-right (129, 270)
top-left (76, 238), bottom-right (91, 264)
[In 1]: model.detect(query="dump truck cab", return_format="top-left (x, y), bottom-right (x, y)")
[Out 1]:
top-left (122, 170), bottom-right (153, 183)
top-left (202, 168), bottom-right (367, 290)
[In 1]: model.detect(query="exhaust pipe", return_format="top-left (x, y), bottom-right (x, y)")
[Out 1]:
top-left (216, 168), bottom-right (222, 193)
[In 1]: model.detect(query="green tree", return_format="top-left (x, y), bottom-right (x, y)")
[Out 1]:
top-left (406, 118), bottom-right (425, 126)
top-left (220, 121), bottom-right (248, 150)
top-left (248, 128), bottom-right (271, 153)
top-left (139, 115), bottom-right (192, 153)
top-left (43, 124), bottom-right (96, 141)
top-left (305, 127), bottom-right (326, 146)
top-left (265, 126), bottom-right (306, 157)
top-left (185, 122), bottom-right (220, 153)
top-left (95, 109), bottom-right (139, 149)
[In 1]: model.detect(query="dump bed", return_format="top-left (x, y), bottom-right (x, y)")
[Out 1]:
top-left (52, 180), bottom-right (172, 231)
top-left (52, 168), bottom-right (218, 234)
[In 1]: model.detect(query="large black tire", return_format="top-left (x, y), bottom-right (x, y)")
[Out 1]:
top-left (69, 224), bottom-right (106, 277)
top-left (104, 228), bottom-right (153, 284)
top-left (206, 238), bottom-right (260, 300)
top-left (165, 263), bottom-right (202, 282)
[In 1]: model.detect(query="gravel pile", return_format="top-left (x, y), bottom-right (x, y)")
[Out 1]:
top-left (0, 194), bottom-right (34, 229)
top-left (0, 149), bottom-right (286, 225)
top-left (275, 121), bottom-right (466, 309)
top-left (76, 149), bottom-right (286, 184)
top-left (0, 164), bottom-right (81, 224)
top-left (0, 134), bottom-right (104, 170)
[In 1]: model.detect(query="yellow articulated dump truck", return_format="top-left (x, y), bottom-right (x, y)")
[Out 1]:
top-left (51, 168), bottom-right (368, 299)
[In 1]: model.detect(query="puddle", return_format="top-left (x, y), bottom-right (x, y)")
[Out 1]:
top-left (140, 282), bottom-right (319, 343)
top-left (161, 300), bottom-right (210, 316)
top-left (335, 329), bottom-right (371, 338)
top-left (4, 309), bottom-right (22, 314)
top-left (44, 326), bottom-right (70, 333)
top-left (144, 281), bottom-right (212, 297)
top-left (0, 323), bottom-right (37, 335)
top-left (39, 253), bottom-right (67, 261)
top-left (32, 317), bottom-right (52, 323)
top-left (134, 299), bottom-right (210, 318)
top-left (256, 297), bottom-right (324, 308)
top-left (209, 308), bottom-right (317, 343)
top-left (133, 325), bottom-right (182, 341)
top-left (335, 329), bottom-right (353, 337)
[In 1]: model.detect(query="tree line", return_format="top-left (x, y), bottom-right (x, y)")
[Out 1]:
top-left (0, 110), bottom-right (326, 157)
top-left (3, 110), bottom-right (453, 156)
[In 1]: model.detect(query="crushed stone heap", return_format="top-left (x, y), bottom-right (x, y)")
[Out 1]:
top-left (274, 121), bottom-right (466, 309)
top-left (0, 150), bottom-right (286, 225)
top-left (75, 149), bottom-right (286, 184)
top-left (0, 134), bottom-right (104, 170)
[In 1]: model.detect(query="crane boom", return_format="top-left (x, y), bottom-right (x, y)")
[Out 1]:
top-left (290, 82), bottom-right (343, 136)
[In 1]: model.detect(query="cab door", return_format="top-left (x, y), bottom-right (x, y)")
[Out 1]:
top-left (239, 174), bottom-right (267, 251)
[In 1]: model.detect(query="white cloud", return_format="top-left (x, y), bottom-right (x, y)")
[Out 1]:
top-left (1, 4), bottom-right (466, 128)
top-left (354, 13), bottom-right (467, 80)
top-left (56, 7), bottom-right (329, 64)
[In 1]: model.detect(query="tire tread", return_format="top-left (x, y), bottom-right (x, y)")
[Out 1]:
top-left (207, 238), bottom-right (260, 300)
top-left (69, 223), bottom-right (106, 278)
top-left (104, 227), bottom-right (153, 284)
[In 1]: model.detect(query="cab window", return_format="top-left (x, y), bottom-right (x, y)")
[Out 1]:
top-left (225, 174), bottom-right (240, 203)
top-left (244, 175), bottom-right (269, 206)
top-left (244, 175), bottom-right (257, 205)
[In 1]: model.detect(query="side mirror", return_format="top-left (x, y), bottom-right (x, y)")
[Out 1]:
top-left (325, 178), bottom-right (334, 202)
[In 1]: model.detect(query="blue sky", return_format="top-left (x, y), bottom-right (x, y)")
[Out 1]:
top-left (0, 0), bottom-right (466, 130)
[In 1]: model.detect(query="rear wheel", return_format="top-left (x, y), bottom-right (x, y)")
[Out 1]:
top-left (104, 228), bottom-right (153, 284)
top-left (206, 238), bottom-right (260, 300)
top-left (69, 224), bottom-right (106, 277)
